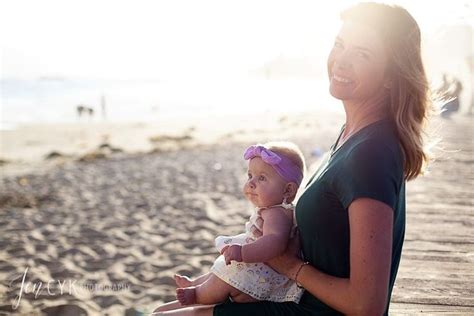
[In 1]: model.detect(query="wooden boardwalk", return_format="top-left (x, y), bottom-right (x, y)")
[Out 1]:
top-left (389, 116), bottom-right (474, 315)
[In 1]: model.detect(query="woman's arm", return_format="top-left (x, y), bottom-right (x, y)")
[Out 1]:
top-left (268, 198), bottom-right (393, 316)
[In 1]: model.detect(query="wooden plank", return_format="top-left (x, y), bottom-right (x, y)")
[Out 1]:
top-left (392, 278), bottom-right (474, 306)
top-left (390, 117), bottom-right (474, 311)
top-left (397, 261), bottom-right (474, 279)
top-left (401, 242), bottom-right (473, 255)
top-left (390, 302), bottom-right (474, 315)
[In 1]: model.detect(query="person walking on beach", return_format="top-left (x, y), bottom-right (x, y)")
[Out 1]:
top-left (153, 2), bottom-right (433, 315)
top-left (155, 142), bottom-right (307, 311)
top-left (437, 73), bottom-right (463, 118)
top-left (76, 105), bottom-right (95, 121)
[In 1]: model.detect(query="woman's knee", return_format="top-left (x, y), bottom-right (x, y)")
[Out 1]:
top-left (229, 290), bottom-right (259, 303)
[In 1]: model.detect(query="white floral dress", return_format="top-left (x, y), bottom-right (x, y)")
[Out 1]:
top-left (210, 204), bottom-right (304, 303)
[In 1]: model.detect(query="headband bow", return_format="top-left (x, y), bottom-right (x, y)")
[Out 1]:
top-left (244, 145), bottom-right (281, 165)
top-left (244, 145), bottom-right (303, 186)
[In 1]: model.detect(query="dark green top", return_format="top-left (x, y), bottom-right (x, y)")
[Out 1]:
top-left (214, 118), bottom-right (406, 316)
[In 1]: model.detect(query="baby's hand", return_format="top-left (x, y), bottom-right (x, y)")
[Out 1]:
top-left (220, 244), bottom-right (243, 265)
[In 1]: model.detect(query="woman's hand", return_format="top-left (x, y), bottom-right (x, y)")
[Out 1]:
top-left (265, 229), bottom-right (303, 279)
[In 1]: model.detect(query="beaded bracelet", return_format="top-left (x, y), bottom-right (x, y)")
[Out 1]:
top-left (295, 261), bottom-right (309, 288)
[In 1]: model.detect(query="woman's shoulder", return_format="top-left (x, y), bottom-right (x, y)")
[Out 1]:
top-left (335, 124), bottom-right (405, 190)
top-left (347, 120), bottom-right (402, 160)
top-left (343, 138), bottom-right (403, 174)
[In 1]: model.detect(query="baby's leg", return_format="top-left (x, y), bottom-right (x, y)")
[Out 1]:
top-left (174, 271), bottom-right (211, 288)
top-left (176, 274), bottom-right (229, 305)
top-left (177, 273), bottom-right (257, 305)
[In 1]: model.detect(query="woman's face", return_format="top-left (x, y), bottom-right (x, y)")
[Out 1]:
top-left (327, 20), bottom-right (390, 103)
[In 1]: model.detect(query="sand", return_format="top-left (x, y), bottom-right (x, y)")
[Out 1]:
top-left (0, 111), bottom-right (472, 315)
top-left (0, 110), bottom-right (343, 177)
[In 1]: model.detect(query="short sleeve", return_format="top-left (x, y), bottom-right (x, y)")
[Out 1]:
top-left (335, 140), bottom-right (403, 210)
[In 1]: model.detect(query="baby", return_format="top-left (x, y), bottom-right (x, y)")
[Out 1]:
top-left (169, 142), bottom-right (306, 308)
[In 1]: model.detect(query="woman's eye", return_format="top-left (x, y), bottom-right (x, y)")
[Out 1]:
top-left (333, 41), bottom-right (343, 49)
top-left (357, 51), bottom-right (370, 59)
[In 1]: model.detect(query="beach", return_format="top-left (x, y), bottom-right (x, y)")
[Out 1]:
top-left (0, 112), bottom-right (472, 315)
top-left (0, 108), bottom-right (342, 176)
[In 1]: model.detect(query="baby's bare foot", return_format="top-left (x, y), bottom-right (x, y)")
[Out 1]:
top-left (176, 287), bottom-right (197, 305)
top-left (174, 274), bottom-right (194, 287)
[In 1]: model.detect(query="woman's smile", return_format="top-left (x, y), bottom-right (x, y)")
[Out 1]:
top-left (332, 74), bottom-right (354, 84)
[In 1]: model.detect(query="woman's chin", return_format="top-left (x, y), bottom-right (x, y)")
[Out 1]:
top-left (329, 87), bottom-right (351, 101)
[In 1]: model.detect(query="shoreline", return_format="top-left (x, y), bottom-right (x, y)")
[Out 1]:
top-left (0, 109), bottom-right (346, 177)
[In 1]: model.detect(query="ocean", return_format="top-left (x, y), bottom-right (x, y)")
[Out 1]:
top-left (0, 77), bottom-right (338, 130)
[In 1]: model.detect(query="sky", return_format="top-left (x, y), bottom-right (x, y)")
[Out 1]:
top-left (0, 0), bottom-right (472, 81)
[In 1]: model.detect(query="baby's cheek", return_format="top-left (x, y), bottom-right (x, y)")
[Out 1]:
top-left (242, 183), bottom-right (249, 194)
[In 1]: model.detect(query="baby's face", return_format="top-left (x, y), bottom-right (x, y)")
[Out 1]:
top-left (243, 157), bottom-right (288, 208)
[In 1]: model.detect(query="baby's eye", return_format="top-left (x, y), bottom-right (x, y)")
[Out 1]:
top-left (258, 175), bottom-right (266, 181)
top-left (247, 173), bottom-right (252, 179)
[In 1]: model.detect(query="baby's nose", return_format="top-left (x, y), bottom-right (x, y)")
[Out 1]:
top-left (247, 179), bottom-right (256, 188)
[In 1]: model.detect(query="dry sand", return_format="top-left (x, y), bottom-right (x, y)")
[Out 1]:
top-left (0, 110), bottom-right (343, 177)
top-left (0, 111), bottom-right (472, 315)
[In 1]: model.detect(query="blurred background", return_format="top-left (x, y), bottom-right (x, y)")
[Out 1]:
top-left (0, 0), bottom-right (472, 164)
top-left (1, 0), bottom-right (472, 124)
top-left (0, 1), bottom-right (473, 315)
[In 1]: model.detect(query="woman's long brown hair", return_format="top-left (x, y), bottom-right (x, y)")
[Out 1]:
top-left (342, 2), bottom-right (434, 181)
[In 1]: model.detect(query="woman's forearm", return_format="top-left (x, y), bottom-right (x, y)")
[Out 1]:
top-left (295, 263), bottom-right (355, 314)
top-left (287, 261), bottom-right (374, 316)
top-left (241, 234), bottom-right (287, 263)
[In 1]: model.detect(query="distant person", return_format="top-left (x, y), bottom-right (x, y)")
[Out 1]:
top-left (437, 73), bottom-right (450, 99)
top-left (440, 76), bottom-right (463, 119)
top-left (155, 142), bottom-right (306, 312)
top-left (101, 94), bottom-right (107, 120)
top-left (76, 105), bottom-right (95, 121)
top-left (76, 105), bottom-right (85, 118)
top-left (466, 55), bottom-right (474, 115)
top-left (153, 2), bottom-right (434, 315)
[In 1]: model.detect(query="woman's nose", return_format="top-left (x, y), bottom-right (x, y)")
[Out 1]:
top-left (334, 49), bottom-right (352, 70)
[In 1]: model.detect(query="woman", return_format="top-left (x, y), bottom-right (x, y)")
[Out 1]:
top-left (153, 2), bottom-right (432, 315)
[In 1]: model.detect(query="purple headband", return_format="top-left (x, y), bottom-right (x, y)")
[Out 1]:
top-left (244, 145), bottom-right (303, 186)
